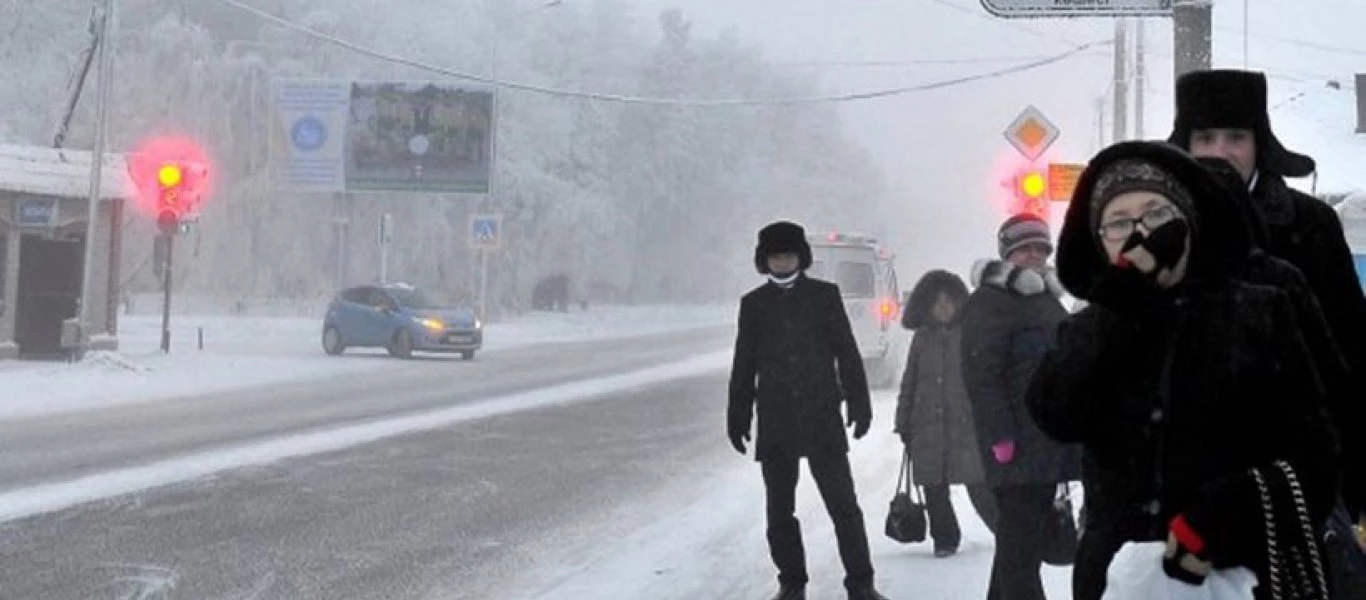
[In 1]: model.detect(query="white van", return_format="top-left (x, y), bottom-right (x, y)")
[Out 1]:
top-left (1334, 191), bottom-right (1366, 293)
top-left (806, 231), bottom-right (902, 388)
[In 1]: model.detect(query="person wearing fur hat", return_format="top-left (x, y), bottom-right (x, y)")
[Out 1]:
top-left (1171, 69), bottom-right (1366, 459)
top-left (1027, 140), bottom-right (1340, 600)
top-left (729, 221), bottom-right (890, 600)
top-left (895, 269), bottom-right (999, 557)
top-left (959, 213), bottom-right (1078, 600)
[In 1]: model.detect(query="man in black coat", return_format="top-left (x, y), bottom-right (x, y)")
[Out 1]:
top-left (961, 213), bottom-right (1078, 600)
top-left (728, 221), bottom-right (890, 600)
top-left (1170, 70), bottom-right (1366, 519)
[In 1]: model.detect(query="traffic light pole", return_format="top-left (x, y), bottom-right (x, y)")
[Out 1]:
top-left (160, 233), bottom-right (174, 353)
top-left (1173, 0), bottom-right (1213, 80)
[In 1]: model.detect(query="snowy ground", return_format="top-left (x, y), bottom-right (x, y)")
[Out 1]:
top-left (0, 304), bottom-right (732, 422)
top-left (507, 390), bottom-right (1078, 600)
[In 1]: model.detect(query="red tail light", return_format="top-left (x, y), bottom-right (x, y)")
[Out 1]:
top-left (878, 298), bottom-right (897, 330)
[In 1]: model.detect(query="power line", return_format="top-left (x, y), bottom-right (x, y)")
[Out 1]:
top-left (218, 0), bottom-right (1111, 107)
top-left (1214, 26), bottom-right (1366, 57)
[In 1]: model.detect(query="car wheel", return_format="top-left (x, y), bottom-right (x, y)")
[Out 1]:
top-left (322, 327), bottom-right (345, 356)
top-left (461, 350), bottom-right (475, 361)
top-left (388, 329), bottom-right (414, 359)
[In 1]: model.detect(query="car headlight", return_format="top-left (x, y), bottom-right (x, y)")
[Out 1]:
top-left (475, 319), bottom-right (482, 329)
top-left (419, 318), bottom-right (444, 331)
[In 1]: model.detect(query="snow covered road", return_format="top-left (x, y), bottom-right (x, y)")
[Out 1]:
top-left (0, 324), bottom-right (1075, 599)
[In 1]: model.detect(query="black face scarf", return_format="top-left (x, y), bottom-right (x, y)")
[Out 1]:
top-left (1119, 219), bottom-right (1191, 282)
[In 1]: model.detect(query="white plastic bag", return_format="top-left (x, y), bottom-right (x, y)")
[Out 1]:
top-left (1101, 541), bottom-right (1259, 600)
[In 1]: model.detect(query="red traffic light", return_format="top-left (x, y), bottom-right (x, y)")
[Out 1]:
top-left (127, 136), bottom-right (212, 219)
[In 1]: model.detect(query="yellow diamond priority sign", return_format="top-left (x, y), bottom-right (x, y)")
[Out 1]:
top-left (1004, 106), bottom-right (1060, 161)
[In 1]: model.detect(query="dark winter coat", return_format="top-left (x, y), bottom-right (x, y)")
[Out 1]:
top-left (896, 324), bottom-right (985, 486)
top-left (1201, 157), bottom-right (1364, 514)
top-left (896, 270), bottom-right (983, 486)
top-left (1253, 174), bottom-right (1366, 514)
top-left (728, 274), bottom-right (871, 462)
top-left (959, 260), bottom-right (1079, 487)
top-left (1033, 141), bottom-right (1340, 600)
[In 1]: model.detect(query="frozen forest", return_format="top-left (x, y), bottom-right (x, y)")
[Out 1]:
top-left (0, 0), bottom-right (889, 314)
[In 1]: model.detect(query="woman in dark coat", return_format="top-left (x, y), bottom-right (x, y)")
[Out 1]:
top-left (895, 270), bottom-right (997, 556)
top-left (1027, 140), bottom-right (1340, 600)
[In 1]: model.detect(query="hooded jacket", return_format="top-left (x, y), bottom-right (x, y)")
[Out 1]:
top-left (895, 270), bottom-right (985, 485)
top-left (959, 258), bottom-right (1079, 487)
top-left (1029, 141), bottom-right (1339, 600)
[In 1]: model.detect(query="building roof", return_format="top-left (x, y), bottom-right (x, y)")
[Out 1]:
top-left (0, 143), bottom-right (134, 200)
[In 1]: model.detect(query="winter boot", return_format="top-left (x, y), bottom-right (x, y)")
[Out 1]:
top-left (848, 585), bottom-right (890, 600)
top-left (768, 585), bottom-right (805, 600)
top-left (934, 546), bottom-right (959, 558)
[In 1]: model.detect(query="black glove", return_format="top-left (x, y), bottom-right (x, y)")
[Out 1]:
top-left (1087, 264), bottom-right (1169, 315)
top-left (899, 431), bottom-right (913, 448)
top-left (728, 427), bottom-right (750, 455)
top-left (847, 415), bottom-right (870, 440)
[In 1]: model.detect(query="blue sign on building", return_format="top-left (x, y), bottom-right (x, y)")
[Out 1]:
top-left (16, 197), bottom-right (58, 227)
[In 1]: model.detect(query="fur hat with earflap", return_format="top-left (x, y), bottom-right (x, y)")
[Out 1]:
top-left (1167, 69), bottom-right (1316, 179)
top-left (754, 221), bottom-right (813, 274)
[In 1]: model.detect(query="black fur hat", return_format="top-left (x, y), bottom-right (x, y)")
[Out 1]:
top-left (754, 221), bottom-right (813, 274)
top-left (1167, 69), bottom-right (1316, 178)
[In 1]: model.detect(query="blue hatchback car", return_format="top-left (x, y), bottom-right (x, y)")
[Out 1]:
top-left (322, 283), bottom-right (482, 360)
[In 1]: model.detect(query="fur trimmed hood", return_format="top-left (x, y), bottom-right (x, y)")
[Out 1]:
top-left (970, 259), bottom-right (1065, 298)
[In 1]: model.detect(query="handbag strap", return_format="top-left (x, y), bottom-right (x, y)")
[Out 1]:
top-left (1254, 461), bottom-right (1330, 600)
top-left (896, 448), bottom-right (911, 494)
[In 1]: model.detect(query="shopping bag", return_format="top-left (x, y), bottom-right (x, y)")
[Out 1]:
top-left (1100, 541), bottom-right (1258, 600)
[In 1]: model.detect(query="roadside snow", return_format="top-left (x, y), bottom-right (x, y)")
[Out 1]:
top-left (0, 350), bottom-right (731, 524)
top-left (0, 304), bottom-right (731, 422)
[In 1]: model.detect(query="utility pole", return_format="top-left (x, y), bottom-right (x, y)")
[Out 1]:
top-left (1134, 18), bottom-right (1147, 139)
top-left (78, 0), bottom-right (115, 355)
top-left (1112, 18), bottom-right (1129, 143)
top-left (1173, 0), bottom-right (1213, 81)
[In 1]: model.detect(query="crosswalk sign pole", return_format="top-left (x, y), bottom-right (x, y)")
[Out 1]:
top-left (478, 249), bottom-right (489, 323)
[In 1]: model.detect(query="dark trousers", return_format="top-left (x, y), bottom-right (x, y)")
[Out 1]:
top-left (762, 451), bottom-right (874, 591)
top-left (985, 483), bottom-right (1056, 600)
top-left (924, 483), bottom-right (1000, 549)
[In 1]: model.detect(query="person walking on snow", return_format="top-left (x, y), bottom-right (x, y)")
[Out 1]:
top-left (960, 213), bottom-right (1080, 600)
top-left (895, 269), bottom-right (998, 556)
top-left (728, 221), bottom-right (891, 600)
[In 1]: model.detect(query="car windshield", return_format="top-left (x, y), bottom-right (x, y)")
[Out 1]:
top-left (386, 287), bottom-right (450, 309)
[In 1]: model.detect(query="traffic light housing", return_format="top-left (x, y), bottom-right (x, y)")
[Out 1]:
top-left (155, 162), bottom-right (184, 235)
top-left (1012, 167), bottom-right (1049, 218)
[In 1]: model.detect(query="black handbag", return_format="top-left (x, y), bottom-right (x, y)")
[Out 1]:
top-left (885, 449), bottom-right (927, 544)
top-left (1042, 482), bottom-right (1079, 566)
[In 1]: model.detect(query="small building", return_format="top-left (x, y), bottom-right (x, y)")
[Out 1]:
top-left (0, 143), bottom-right (131, 359)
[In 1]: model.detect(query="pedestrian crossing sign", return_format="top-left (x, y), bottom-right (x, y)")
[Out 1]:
top-left (470, 214), bottom-right (503, 250)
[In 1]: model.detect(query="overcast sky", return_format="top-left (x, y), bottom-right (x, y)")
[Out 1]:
top-left (626, 0), bottom-right (1365, 277)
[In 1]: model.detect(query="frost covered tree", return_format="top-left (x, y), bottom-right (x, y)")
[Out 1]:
top-left (0, 0), bottom-right (886, 312)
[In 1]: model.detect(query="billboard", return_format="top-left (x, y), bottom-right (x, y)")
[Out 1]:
top-left (271, 80), bottom-right (495, 195)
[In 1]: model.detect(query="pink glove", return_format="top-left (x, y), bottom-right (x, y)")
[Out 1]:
top-left (992, 440), bottom-right (1016, 464)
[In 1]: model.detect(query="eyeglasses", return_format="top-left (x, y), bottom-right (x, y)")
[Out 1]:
top-left (1097, 205), bottom-right (1182, 242)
